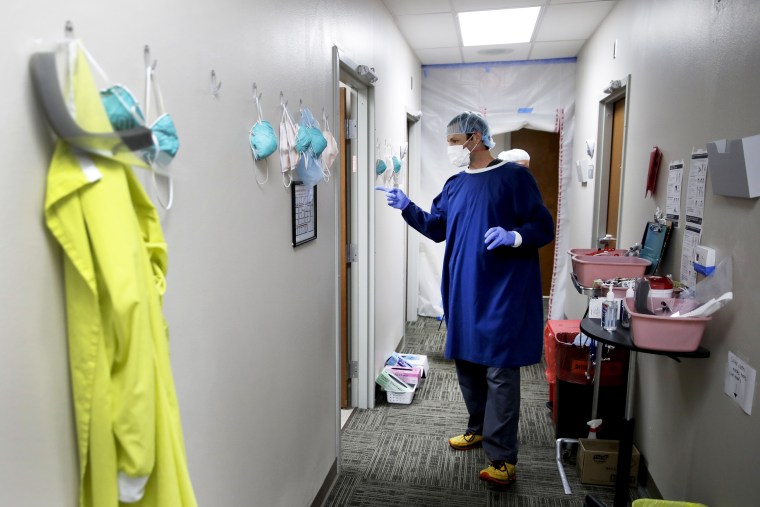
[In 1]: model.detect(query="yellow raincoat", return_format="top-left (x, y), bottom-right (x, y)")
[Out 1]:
top-left (44, 44), bottom-right (197, 507)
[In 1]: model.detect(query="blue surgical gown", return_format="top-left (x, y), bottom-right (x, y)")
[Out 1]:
top-left (402, 160), bottom-right (554, 367)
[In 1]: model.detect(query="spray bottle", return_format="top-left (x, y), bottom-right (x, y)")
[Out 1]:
top-left (586, 419), bottom-right (603, 439)
top-left (601, 284), bottom-right (618, 332)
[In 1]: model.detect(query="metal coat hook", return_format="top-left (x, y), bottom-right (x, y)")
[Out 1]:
top-left (252, 82), bottom-right (260, 100)
top-left (210, 70), bottom-right (222, 97)
top-left (252, 82), bottom-right (264, 119)
top-left (280, 90), bottom-right (288, 108)
top-left (144, 45), bottom-right (157, 69)
top-left (299, 98), bottom-right (303, 112)
top-left (64, 20), bottom-right (74, 39)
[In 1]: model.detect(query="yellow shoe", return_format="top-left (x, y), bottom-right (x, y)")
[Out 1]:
top-left (479, 461), bottom-right (516, 486)
top-left (448, 431), bottom-right (483, 450)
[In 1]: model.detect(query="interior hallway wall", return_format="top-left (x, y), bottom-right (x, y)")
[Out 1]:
top-left (567, 0), bottom-right (759, 505)
top-left (0, 1), bottom-right (420, 505)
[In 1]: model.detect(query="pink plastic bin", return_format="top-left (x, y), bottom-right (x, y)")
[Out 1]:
top-left (571, 255), bottom-right (651, 287)
top-left (624, 298), bottom-right (711, 352)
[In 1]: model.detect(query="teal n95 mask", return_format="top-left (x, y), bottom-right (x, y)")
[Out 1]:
top-left (391, 155), bottom-right (402, 174)
top-left (249, 120), bottom-right (278, 160)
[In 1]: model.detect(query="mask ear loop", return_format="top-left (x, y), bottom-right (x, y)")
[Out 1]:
top-left (144, 48), bottom-right (174, 210)
top-left (321, 108), bottom-right (332, 182)
top-left (279, 93), bottom-right (295, 188)
top-left (383, 139), bottom-right (394, 187)
top-left (251, 83), bottom-right (269, 186)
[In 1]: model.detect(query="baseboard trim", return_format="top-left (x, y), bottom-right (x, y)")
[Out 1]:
top-left (311, 458), bottom-right (338, 507)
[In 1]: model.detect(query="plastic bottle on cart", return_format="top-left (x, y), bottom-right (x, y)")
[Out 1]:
top-left (620, 285), bottom-right (634, 329)
top-left (601, 284), bottom-right (618, 332)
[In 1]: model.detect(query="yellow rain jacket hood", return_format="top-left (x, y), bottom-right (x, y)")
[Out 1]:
top-left (43, 43), bottom-right (196, 507)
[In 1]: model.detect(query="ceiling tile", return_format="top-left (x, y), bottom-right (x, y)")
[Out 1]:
top-left (415, 47), bottom-right (464, 65)
top-left (536, 1), bottom-right (615, 41)
top-left (452, 0), bottom-right (541, 11)
top-left (396, 13), bottom-right (460, 49)
top-left (382, 0), bottom-right (451, 16)
top-left (462, 43), bottom-right (531, 63)
top-left (529, 39), bottom-right (586, 60)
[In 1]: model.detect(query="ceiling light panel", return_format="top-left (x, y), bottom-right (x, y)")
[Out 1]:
top-left (458, 7), bottom-right (541, 46)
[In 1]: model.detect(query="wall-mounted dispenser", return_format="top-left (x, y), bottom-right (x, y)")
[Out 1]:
top-left (705, 134), bottom-right (760, 198)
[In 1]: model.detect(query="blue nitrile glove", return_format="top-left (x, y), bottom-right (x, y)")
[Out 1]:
top-left (484, 227), bottom-right (516, 250)
top-left (375, 186), bottom-right (410, 210)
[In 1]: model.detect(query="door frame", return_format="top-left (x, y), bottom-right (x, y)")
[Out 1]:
top-left (332, 47), bottom-right (377, 437)
top-left (593, 74), bottom-right (632, 248)
top-left (404, 112), bottom-right (421, 325)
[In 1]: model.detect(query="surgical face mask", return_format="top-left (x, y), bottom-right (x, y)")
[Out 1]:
top-left (322, 131), bottom-right (338, 170)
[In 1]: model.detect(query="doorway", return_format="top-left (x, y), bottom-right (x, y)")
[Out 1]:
top-left (593, 76), bottom-right (631, 250)
top-left (333, 47), bottom-right (377, 413)
top-left (511, 128), bottom-right (560, 297)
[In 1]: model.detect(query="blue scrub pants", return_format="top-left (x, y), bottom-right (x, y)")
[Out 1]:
top-left (455, 359), bottom-right (520, 464)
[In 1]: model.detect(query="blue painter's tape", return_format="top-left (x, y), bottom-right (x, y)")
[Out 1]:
top-left (517, 108), bottom-right (534, 113)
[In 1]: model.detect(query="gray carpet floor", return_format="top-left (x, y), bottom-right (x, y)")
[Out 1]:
top-left (326, 315), bottom-right (640, 507)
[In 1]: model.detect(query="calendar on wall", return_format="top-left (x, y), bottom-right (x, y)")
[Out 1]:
top-left (291, 181), bottom-right (317, 247)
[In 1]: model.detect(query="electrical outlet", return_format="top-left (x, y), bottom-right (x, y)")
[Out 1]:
top-left (725, 352), bottom-right (756, 415)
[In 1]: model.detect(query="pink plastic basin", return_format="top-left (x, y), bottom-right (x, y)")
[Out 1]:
top-left (571, 255), bottom-right (651, 287)
top-left (624, 298), bottom-right (711, 352)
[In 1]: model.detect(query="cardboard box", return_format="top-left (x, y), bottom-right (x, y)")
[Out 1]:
top-left (384, 366), bottom-right (423, 385)
top-left (399, 354), bottom-right (429, 378)
top-left (576, 438), bottom-right (640, 486)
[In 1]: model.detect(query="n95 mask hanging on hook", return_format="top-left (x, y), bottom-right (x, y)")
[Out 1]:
top-left (249, 83), bottom-right (278, 186)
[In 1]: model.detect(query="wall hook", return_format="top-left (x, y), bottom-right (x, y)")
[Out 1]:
top-left (144, 45), bottom-right (153, 68)
top-left (65, 20), bottom-right (74, 39)
top-left (210, 70), bottom-right (222, 97)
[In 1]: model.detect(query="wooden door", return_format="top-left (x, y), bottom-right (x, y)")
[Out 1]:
top-left (605, 98), bottom-right (625, 247)
top-left (510, 128), bottom-right (559, 297)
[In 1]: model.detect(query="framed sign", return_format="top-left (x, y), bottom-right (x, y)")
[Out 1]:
top-left (291, 181), bottom-right (317, 246)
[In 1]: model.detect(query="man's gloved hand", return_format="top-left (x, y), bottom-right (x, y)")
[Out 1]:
top-left (484, 227), bottom-right (516, 250)
top-left (375, 186), bottom-right (410, 210)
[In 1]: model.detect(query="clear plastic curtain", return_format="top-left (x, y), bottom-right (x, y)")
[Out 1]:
top-left (417, 60), bottom-right (576, 320)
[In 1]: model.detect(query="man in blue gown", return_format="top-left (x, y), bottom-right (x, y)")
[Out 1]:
top-left (377, 111), bottom-right (554, 486)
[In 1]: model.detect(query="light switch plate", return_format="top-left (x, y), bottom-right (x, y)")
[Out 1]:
top-left (725, 351), bottom-right (756, 415)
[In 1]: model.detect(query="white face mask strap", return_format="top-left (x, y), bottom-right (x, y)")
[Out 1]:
top-left (144, 62), bottom-right (165, 121)
top-left (253, 84), bottom-right (264, 123)
top-left (66, 40), bottom-right (111, 116)
top-left (151, 170), bottom-right (174, 210)
top-left (321, 155), bottom-right (331, 182)
top-left (282, 169), bottom-right (292, 188)
top-left (322, 109), bottom-right (331, 134)
top-left (74, 40), bottom-right (111, 84)
top-left (253, 157), bottom-right (269, 186)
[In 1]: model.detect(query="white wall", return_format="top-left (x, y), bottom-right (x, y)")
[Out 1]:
top-left (567, 0), bottom-right (759, 505)
top-left (0, 1), bottom-right (419, 505)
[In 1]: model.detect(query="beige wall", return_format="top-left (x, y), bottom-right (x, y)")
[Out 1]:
top-left (0, 1), bottom-right (420, 505)
top-left (567, 0), bottom-right (759, 505)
